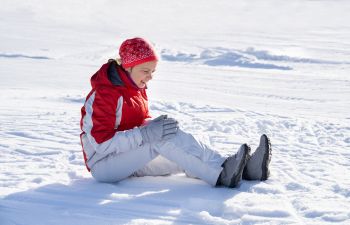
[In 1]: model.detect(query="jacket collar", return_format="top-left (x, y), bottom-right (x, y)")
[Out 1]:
top-left (107, 60), bottom-right (146, 90)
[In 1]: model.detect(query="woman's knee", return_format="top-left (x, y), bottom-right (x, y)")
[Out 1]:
top-left (91, 166), bottom-right (129, 183)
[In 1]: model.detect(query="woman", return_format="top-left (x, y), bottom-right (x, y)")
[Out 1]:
top-left (80, 37), bottom-right (272, 188)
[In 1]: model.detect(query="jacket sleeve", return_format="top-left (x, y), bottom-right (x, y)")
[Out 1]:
top-left (82, 87), bottom-right (143, 156)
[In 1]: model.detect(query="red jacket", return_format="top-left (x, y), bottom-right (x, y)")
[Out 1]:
top-left (80, 60), bottom-right (151, 171)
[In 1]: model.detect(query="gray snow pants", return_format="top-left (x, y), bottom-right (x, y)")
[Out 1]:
top-left (90, 129), bottom-right (225, 186)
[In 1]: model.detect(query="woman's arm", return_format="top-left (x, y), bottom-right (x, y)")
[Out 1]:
top-left (82, 88), bottom-right (143, 155)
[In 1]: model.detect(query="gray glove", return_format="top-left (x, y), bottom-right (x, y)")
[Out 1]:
top-left (140, 115), bottom-right (179, 143)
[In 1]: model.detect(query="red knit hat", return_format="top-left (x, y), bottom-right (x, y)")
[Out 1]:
top-left (119, 37), bottom-right (158, 69)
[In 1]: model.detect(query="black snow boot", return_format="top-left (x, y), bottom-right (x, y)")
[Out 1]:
top-left (217, 144), bottom-right (250, 188)
top-left (243, 134), bottom-right (272, 181)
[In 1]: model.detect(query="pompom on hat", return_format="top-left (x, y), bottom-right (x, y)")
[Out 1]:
top-left (119, 37), bottom-right (158, 69)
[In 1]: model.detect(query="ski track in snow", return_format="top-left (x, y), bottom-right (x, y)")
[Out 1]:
top-left (0, 53), bottom-right (51, 60)
top-left (1, 93), bottom-right (349, 224)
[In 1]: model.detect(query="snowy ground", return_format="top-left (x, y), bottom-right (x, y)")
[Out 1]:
top-left (1, 0), bottom-right (350, 224)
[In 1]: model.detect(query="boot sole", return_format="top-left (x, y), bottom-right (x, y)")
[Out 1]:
top-left (260, 134), bottom-right (272, 181)
top-left (229, 144), bottom-right (250, 188)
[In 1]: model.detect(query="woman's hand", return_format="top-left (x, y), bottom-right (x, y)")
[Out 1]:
top-left (140, 115), bottom-right (179, 143)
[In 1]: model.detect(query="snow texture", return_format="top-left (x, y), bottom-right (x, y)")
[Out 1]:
top-left (1, 0), bottom-right (350, 224)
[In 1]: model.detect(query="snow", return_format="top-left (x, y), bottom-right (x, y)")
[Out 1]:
top-left (1, 0), bottom-right (350, 224)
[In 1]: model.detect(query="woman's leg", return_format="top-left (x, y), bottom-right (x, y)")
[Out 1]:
top-left (91, 129), bottom-right (226, 186)
top-left (90, 143), bottom-right (158, 182)
top-left (152, 129), bottom-right (226, 186)
top-left (133, 155), bottom-right (183, 177)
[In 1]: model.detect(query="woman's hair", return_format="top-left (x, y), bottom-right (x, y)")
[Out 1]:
top-left (116, 58), bottom-right (122, 66)
top-left (108, 58), bottom-right (122, 66)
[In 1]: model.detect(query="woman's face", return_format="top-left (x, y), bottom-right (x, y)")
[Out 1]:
top-left (127, 60), bottom-right (157, 89)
